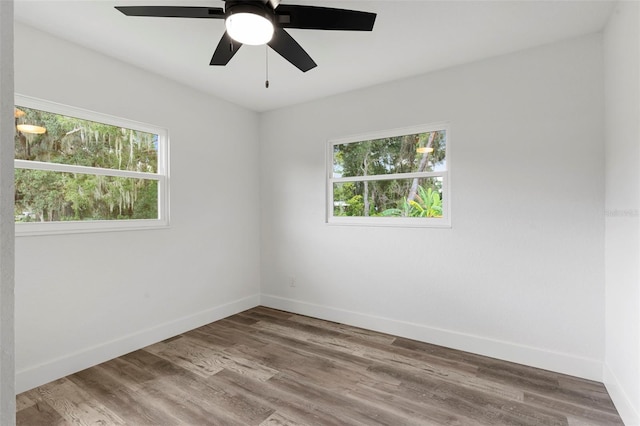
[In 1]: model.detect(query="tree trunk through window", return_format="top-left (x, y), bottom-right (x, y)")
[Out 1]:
top-left (407, 131), bottom-right (436, 203)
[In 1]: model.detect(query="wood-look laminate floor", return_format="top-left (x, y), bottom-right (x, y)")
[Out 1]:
top-left (17, 306), bottom-right (623, 426)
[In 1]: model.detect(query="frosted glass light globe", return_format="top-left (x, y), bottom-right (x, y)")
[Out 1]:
top-left (226, 12), bottom-right (274, 45)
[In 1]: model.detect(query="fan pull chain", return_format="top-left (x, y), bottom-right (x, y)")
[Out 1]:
top-left (265, 45), bottom-right (270, 89)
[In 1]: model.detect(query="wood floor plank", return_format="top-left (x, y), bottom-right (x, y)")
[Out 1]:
top-left (259, 411), bottom-right (300, 426)
top-left (245, 306), bottom-right (294, 320)
top-left (287, 313), bottom-right (398, 345)
top-left (145, 373), bottom-right (274, 425)
top-left (251, 319), bottom-right (525, 404)
top-left (191, 319), bottom-right (272, 348)
top-left (17, 307), bottom-right (623, 425)
top-left (16, 401), bottom-right (66, 426)
top-left (66, 375), bottom-right (175, 425)
top-left (231, 320), bottom-right (387, 374)
top-left (80, 359), bottom-right (149, 393)
top-left (270, 371), bottom-right (423, 426)
top-left (477, 364), bottom-right (618, 415)
top-left (147, 334), bottom-right (279, 382)
top-left (26, 378), bottom-right (126, 425)
top-left (65, 357), bottom-right (165, 425)
top-left (223, 329), bottom-right (412, 398)
top-left (349, 380), bottom-right (483, 425)
top-left (144, 336), bottom-right (225, 378)
top-left (210, 369), bottom-right (349, 426)
top-left (523, 392), bottom-right (624, 425)
top-left (368, 363), bottom-right (568, 426)
top-left (15, 393), bottom-right (35, 411)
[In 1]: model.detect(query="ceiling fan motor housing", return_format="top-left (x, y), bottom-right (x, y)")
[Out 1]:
top-left (225, 2), bottom-right (274, 19)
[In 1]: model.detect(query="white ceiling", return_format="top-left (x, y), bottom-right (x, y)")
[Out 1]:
top-left (15, 0), bottom-right (615, 112)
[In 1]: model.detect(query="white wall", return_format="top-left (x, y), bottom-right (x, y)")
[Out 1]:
top-left (0, 1), bottom-right (15, 424)
top-left (13, 23), bottom-right (261, 392)
top-left (604, 1), bottom-right (640, 424)
top-left (260, 34), bottom-right (605, 380)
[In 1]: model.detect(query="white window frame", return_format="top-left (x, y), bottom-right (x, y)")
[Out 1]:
top-left (14, 94), bottom-right (170, 236)
top-left (327, 122), bottom-right (451, 228)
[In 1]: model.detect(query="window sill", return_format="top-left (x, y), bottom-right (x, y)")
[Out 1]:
top-left (15, 219), bottom-right (169, 237)
top-left (327, 216), bottom-right (451, 228)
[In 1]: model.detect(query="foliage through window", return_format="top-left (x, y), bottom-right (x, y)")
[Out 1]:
top-left (328, 123), bottom-right (449, 226)
top-left (14, 95), bottom-right (168, 235)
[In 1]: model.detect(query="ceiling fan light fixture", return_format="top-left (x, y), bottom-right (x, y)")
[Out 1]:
top-left (116, 2), bottom-right (376, 72)
top-left (225, 8), bottom-right (274, 46)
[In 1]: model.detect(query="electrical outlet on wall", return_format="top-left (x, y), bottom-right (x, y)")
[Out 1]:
top-left (289, 277), bottom-right (296, 288)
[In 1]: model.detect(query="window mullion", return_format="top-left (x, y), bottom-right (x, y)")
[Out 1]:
top-left (332, 171), bottom-right (444, 183)
top-left (14, 160), bottom-right (160, 180)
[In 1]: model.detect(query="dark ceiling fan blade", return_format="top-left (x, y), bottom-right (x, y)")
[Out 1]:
top-left (115, 6), bottom-right (225, 19)
top-left (268, 27), bottom-right (316, 72)
top-left (210, 31), bottom-right (243, 66)
top-left (275, 5), bottom-right (376, 31)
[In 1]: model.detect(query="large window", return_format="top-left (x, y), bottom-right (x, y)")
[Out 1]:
top-left (328, 123), bottom-right (450, 227)
top-left (14, 95), bottom-right (169, 235)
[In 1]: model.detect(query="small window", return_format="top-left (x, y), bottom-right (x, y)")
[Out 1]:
top-left (14, 95), bottom-right (169, 236)
top-left (327, 123), bottom-right (450, 227)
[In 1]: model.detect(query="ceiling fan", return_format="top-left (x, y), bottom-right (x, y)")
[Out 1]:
top-left (115, 1), bottom-right (377, 72)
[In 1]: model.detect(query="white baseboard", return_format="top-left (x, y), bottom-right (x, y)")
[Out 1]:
top-left (16, 294), bottom-right (260, 394)
top-left (604, 364), bottom-right (640, 426)
top-left (261, 294), bottom-right (603, 382)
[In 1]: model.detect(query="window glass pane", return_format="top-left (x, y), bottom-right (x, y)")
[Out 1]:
top-left (333, 177), bottom-right (443, 218)
top-left (333, 130), bottom-right (446, 178)
top-left (14, 106), bottom-right (158, 173)
top-left (15, 169), bottom-right (158, 222)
